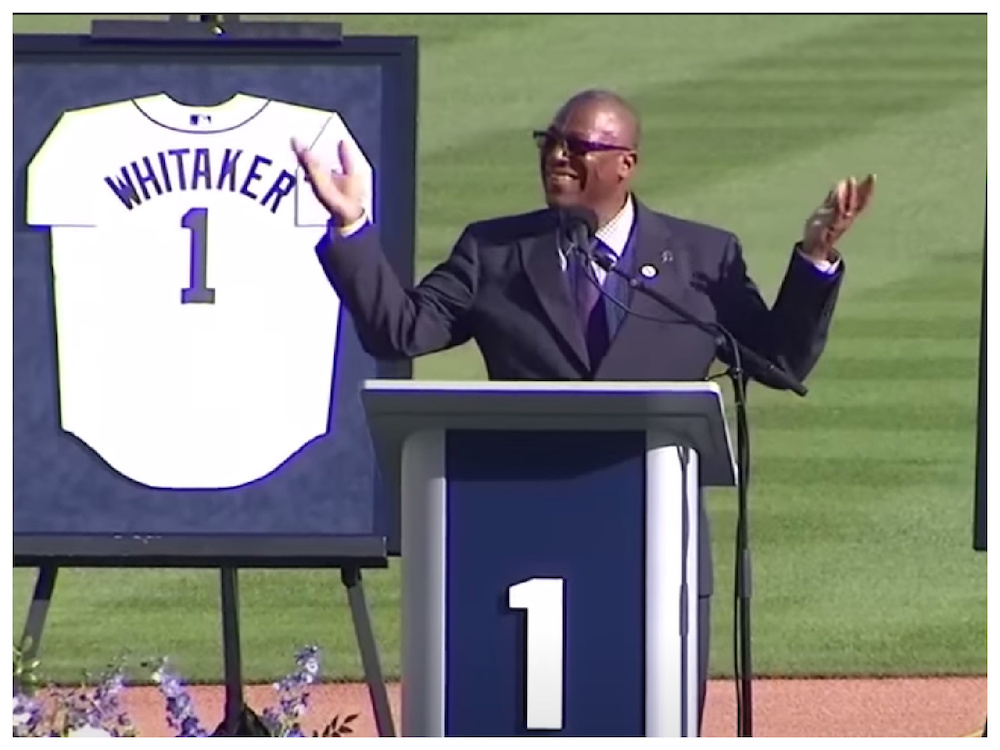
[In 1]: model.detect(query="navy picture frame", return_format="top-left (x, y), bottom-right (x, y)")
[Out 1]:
top-left (13, 25), bottom-right (418, 567)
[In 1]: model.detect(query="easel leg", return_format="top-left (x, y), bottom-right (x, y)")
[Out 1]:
top-left (20, 565), bottom-right (58, 661)
top-left (341, 567), bottom-right (396, 737)
top-left (219, 567), bottom-right (245, 735)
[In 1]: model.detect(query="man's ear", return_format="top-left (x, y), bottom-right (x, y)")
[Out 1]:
top-left (618, 151), bottom-right (638, 180)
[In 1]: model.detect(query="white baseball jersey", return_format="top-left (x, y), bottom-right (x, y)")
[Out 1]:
top-left (26, 92), bottom-right (374, 490)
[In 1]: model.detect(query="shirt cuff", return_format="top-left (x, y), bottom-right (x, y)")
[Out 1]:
top-left (796, 246), bottom-right (841, 275)
top-left (334, 211), bottom-right (370, 239)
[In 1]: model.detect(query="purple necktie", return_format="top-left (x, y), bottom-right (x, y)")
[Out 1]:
top-left (572, 244), bottom-right (611, 365)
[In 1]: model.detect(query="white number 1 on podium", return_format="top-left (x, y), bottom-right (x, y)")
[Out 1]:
top-left (507, 577), bottom-right (565, 731)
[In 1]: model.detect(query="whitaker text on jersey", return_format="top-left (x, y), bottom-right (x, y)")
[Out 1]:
top-left (105, 147), bottom-right (296, 213)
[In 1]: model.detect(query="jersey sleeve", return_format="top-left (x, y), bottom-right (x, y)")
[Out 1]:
top-left (26, 109), bottom-right (99, 227)
top-left (295, 113), bottom-right (375, 228)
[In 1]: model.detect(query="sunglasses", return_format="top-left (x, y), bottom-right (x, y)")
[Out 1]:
top-left (532, 129), bottom-right (632, 157)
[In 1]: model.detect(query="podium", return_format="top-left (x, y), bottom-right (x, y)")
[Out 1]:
top-left (362, 380), bottom-right (737, 737)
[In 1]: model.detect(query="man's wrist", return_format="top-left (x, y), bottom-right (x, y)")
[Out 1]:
top-left (334, 210), bottom-right (369, 238)
top-left (795, 241), bottom-right (841, 274)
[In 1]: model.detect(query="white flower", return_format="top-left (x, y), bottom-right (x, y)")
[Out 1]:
top-left (13, 695), bottom-right (34, 727)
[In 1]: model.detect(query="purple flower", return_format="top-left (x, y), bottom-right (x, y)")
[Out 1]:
top-left (151, 659), bottom-right (207, 738)
top-left (13, 692), bottom-right (44, 736)
top-left (261, 645), bottom-right (324, 737)
top-left (13, 644), bottom-right (326, 737)
top-left (295, 646), bottom-right (321, 681)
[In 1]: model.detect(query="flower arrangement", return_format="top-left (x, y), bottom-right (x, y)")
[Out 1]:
top-left (12, 639), bottom-right (357, 738)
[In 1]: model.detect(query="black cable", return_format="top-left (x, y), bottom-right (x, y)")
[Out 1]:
top-left (729, 355), bottom-right (752, 738)
top-left (699, 323), bottom-right (752, 739)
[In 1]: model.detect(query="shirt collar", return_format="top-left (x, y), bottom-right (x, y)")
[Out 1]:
top-left (595, 194), bottom-right (635, 258)
top-left (558, 195), bottom-right (636, 270)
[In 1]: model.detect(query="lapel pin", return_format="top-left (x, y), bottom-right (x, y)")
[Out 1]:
top-left (660, 250), bottom-right (674, 263)
top-left (640, 264), bottom-right (658, 279)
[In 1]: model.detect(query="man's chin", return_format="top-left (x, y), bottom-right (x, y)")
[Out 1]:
top-left (542, 191), bottom-right (579, 209)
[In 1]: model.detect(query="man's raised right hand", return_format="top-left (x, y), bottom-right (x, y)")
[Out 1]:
top-left (291, 137), bottom-right (367, 227)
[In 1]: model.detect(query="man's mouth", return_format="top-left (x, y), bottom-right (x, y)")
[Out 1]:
top-left (545, 171), bottom-right (579, 186)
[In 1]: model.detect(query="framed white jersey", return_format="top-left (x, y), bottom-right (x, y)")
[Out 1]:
top-left (26, 92), bottom-right (375, 490)
top-left (14, 33), bottom-right (417, 560)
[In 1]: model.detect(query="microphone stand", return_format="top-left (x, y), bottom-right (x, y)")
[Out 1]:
top-left (578, 241), bottom-right (808, 738)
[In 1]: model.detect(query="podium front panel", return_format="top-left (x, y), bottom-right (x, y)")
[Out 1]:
top-left (400, 427), bottom-right (701, 737)
top-left (445, 430), bottom-right (646, 736)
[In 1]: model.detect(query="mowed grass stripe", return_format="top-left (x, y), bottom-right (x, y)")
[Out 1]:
top-left (875, 265), bottom-right (986, 302)
top-left (745, 502), bottom-right (978, 573)
top-left (339, 14), bottom-right (879, 159)
top-left (749, 563), bottom-right (985, 678)
top-left (837, 300), bottom-right (980, 322)
top-left (630, 16), bottom-right (984, 194)
top-left (830, 315), bottom-right (980, 340)
top-left (749, 430), bottom-right (976, 491)
top-left (750, 453), bottom-right (967, 489)
top-left (810, 354), bottom-right (975, 381)
top-left (820, 338), bottom-right (976, 360)
top-left (12, 566), bottom-right (406, 684)
top-left (753, 401), bottom-right (977, 433)
top-left (707, 474), bottom-right (985, 675)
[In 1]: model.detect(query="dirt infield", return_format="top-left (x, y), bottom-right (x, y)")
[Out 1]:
top-left (119, 677), bottom-right (987, 737)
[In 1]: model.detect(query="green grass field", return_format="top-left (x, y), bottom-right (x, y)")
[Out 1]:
top-left (12, 13), bottom-right (987, 685)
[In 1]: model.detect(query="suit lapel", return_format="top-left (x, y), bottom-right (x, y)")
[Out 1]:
top-left (519, 228), bottom-right (590, 371)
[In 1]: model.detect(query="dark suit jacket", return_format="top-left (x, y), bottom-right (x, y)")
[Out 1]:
top-left (316, 198), bottom-right (844, 594)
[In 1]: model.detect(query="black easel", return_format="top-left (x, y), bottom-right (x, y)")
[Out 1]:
top-left (19, 558), bottom-right (396, 737)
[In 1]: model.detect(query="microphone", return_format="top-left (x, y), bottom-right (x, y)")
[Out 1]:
top-left (557, 205), bottom-right (807, 397)
top-left (558, 205), bottom-right (599, 261)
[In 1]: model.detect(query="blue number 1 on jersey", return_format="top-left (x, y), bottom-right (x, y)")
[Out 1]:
top-left (180, 207), bottom-right (216, 305)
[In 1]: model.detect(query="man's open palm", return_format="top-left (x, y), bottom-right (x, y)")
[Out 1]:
top-left (291, 138), bottom-right (367, 226)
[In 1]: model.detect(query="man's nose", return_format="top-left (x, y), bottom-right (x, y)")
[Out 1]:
top-left (545, 146), bottom-right (570, 166)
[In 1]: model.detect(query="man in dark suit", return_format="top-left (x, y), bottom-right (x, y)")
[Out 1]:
top-left (293, 89), bottom-right (874, 734)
